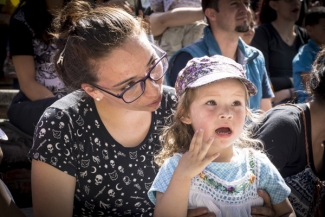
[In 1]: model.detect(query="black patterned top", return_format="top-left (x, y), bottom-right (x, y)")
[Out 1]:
top-left (9, 5), bottom-right (67, 98)
top-left (28, 86), bottom-right (177, 216)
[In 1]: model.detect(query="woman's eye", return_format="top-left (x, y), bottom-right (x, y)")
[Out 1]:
top-left (206, 100), bottom-right (216, 105)
top-left (232, 101), bottom-right (241, 106)
top-left (121, 82), bottom-right (135, 91)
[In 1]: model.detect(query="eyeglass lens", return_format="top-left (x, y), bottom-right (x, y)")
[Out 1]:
top-left (122, 48), bottom-right (167, 103)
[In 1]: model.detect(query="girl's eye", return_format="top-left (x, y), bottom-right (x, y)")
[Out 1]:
top-left (232, 101), bottom-right (241, 106)
top-left (206, 100), bottom-right (217, 105)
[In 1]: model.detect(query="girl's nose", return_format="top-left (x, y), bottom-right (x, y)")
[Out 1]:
top-left (218, 113), bottom-right (233, 120)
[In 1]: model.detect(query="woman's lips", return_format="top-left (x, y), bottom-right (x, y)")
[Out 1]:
top-left (148, 95), bottom-right (162, 107)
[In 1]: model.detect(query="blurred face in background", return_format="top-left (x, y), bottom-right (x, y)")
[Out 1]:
top-left (239, 9), bottom-right (255, 44)
top-left (269, 0), bottom-right (302, 22)
top-left (306, 18), bottom-right (325, 46)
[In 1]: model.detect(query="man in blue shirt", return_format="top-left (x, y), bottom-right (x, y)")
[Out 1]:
top-left (293, 7), bottom-right (325, 103)
top-left (166, 0), bottom-right (274, 111)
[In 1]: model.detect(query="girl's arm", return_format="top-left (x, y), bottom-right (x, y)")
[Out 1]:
top-left (155, 174), bottom-right (192, 217)
top-left (32, 160), bottom-right (76, 217)
top-left (273, 198), bottom-right (295, 217)
top-left (154, 130), bottom-right (219, 217)
top-left (149, 7), bottom-right (204, 37)
top-left (12, 56), bottom-right (55, 101)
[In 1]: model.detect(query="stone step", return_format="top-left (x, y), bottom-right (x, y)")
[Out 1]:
top-left (0, 89), bottom-right (18, 106)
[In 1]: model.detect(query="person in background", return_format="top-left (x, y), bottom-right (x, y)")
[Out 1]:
top-left (149, 55), bottom-right (295, 217)
top-left (0, 130), bottom-right (26, 217)
top-left (147, 7), bottom-right (204, 38)
top-left (251, 47), bottom-right (325, 216)
top-left (239, 7), bottom-right (256, 45)
top-left (149, 0), bottom-right (206, 59)
top-left (251, 0), bottom-right (309, 105)
top-left (167, 0), bottom-right (274, 112)
top-left (292, 6), bottom-right (325, 103)
top-left (7, 0), bottom-right (67, 136)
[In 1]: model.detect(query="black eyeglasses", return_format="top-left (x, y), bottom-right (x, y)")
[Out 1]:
top-left (92, 43), bottom-right (168, 103)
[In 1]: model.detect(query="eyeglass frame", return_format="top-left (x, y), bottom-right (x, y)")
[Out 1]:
top-left (272, 0), bottom-right (303, 3)
top-left (91, 43), bottom-right (168, 104)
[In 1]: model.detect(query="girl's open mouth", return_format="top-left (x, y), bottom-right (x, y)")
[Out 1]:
top-left (215, 127), bottom-right (232, 135)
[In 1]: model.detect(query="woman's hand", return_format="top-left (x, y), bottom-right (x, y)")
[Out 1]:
top-left (187, 207), bottom-right (216, 217)
top-left (175, 129), bottom-right (220, 180)
top-left (251, 190), bottom-right (276, 217)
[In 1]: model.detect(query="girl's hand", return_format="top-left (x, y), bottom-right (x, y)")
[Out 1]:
top-left (175, 129), bottom-right (220, 180)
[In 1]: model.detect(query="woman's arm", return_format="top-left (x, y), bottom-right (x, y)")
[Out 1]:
top-left (149, 7), bottom-right (204, 37)
top-left (12, 56), bottom-right (55, 101)
top-left (273, 199), bottom-right (295, 217)
top-left (32, 160), bottom-right (76, 217)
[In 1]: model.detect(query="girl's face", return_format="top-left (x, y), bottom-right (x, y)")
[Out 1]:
top-left (93, 33), bottom-right (165, 112)
top-left (182, 79), bottom-right (247, 151)
top-left (270, 0), bottom-right (302, 22)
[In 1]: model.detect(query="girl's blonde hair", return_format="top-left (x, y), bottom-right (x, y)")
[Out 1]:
top-left (155, 84), bottom-right (264, 167)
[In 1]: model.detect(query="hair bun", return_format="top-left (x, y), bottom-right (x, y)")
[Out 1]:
top-left (53, 0), bottom-right (93, 37)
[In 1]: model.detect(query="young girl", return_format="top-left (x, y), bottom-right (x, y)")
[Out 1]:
top-left (148, 55), bottom-right (295, 217)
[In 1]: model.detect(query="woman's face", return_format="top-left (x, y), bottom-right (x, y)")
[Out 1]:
top-left (270, 0), bottom-right (302, 22)
top-left (240, 22), bottom-right (255, 44)
top-left (93, 33), bottom-right (165, 112)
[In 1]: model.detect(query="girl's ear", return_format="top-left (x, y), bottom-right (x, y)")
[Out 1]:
top-left (180, 115), bottom-right (192, 124)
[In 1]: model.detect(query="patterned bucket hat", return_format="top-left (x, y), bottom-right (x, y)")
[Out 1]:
top-left (175, 55), bottom-right (257, 99)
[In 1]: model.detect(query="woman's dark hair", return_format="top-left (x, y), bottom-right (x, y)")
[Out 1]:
top-left (52, 0), bottom-right (144, 91)
top-left (13, 0), bottom-right (54, 42)
top-left (305, 6), bottom-right (325, 27)
top-left (308, 47), bottom-right (325, 104)
top-left (258, 0), bottom-right (277, 24)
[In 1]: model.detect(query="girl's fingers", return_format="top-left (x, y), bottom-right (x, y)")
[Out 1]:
top-left (192, 129), bottom-right (203, 154)
top-left (188, 129), bottom-right (199, 152)
top-left (203, 152), bottom-right (220, 165)
top-left (197, 136), bottom-right (214, 159)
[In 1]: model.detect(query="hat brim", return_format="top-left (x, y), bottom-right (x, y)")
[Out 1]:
top-left (186, 72), bottom-right (257, 96)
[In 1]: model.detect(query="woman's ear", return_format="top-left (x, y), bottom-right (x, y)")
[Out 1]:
top-left (81, 83), bottom-right (103, 101)
top-left (268, 0), bottom-right (278, 11)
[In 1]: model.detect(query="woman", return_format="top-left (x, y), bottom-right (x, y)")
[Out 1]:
top-left (252, 48), bottom-right (325, 216)
top-left (7, 0), bottom-right (67, 136)
top-left (29, 1), bottom-right (277, 216)
top-left (251, 0), bottom-right (309, 105)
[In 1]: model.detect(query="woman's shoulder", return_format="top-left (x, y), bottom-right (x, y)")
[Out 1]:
top-left (254, 23), bottom-right (274, 34)
top-left (264, 103), bottom-right (307, 120)
top-left (252, 23), bottom-right (276, 44)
